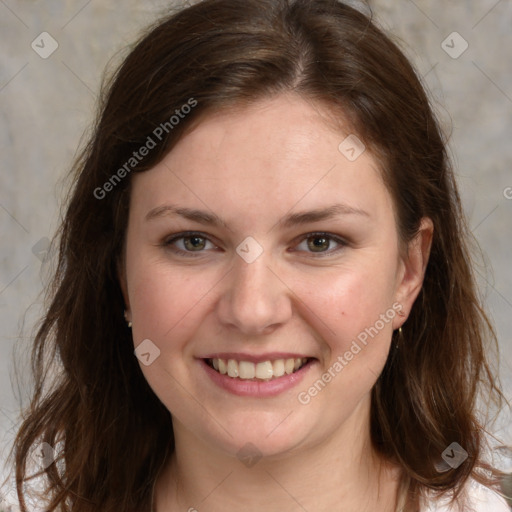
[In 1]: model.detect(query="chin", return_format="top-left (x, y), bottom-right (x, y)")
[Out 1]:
top-left (196, 408), bottom-right (316, 460)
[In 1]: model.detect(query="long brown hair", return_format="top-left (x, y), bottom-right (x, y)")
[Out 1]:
top-left (8, 0), bottom-right (509, 510)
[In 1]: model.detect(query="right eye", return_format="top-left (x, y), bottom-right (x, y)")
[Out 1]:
top-left (162, 231), bottom-right (218, 257)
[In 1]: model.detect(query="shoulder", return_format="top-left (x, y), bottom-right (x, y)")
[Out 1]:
top-left (422, 478), bottom-right (510, 512)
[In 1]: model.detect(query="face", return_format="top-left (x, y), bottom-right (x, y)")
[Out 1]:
top-left (120, 93), bottom-right (431, 460)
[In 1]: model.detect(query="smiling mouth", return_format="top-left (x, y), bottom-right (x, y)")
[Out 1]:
top-left (205, 357), bottom-right (311, 381)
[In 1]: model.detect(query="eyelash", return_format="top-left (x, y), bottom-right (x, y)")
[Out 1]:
top-left (162, 231), bottom-right (347, 258)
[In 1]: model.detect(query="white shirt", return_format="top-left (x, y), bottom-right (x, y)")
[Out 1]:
top-left (1, 475), bottom-right (509, 511)
top-left (422, 478), bottom-right (510, 511)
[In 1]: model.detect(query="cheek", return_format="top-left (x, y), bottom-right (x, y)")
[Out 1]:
top-left (126, 259), bottom-right (213, 415)
top-left (126, 254), bottom-right (211, 349)
top-left (292, 259), bottom-right (398, 363)
top-left (294, 264), bottom-right (398, 418)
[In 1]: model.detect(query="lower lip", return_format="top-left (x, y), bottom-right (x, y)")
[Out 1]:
top-left (199, 359), bottom-right (316, 397)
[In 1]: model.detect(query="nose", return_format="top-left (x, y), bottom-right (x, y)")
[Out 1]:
top-left (216, 250), bottom-right (293, 336)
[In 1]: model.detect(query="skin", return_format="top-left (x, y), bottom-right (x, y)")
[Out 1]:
top-left (119, 93), bottom-right (433, 511)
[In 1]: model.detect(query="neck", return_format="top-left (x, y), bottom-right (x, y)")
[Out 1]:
top-left (154, 399), bottom-right (401, 511)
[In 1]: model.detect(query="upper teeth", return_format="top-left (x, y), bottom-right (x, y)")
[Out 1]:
top-left (211, 357), bottom-right (308, 380)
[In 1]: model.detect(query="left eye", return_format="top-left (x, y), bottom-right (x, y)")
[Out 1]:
top-left (294, 233), bottom-right (346, 255)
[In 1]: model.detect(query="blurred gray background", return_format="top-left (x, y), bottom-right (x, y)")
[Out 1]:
top-left (0, 0), bottom-right (511, 501)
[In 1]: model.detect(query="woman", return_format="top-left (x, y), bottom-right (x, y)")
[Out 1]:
top-left (9, 0), bottom-right (511, 510)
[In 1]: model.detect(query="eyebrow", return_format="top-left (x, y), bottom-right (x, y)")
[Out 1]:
top-left (144, 203), bottom-right (369, 228)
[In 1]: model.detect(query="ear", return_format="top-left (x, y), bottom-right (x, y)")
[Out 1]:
top-left (392, 217), bottom-right (433, 330)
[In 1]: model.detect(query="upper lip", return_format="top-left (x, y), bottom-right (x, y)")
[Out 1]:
top-left (199, 352), bottom-right (314, 363)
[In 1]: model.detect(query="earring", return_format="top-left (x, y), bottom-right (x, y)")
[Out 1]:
top-left (395, 325), bottom-right (403, 350)
top-left (124, 310), bottom-right (132, 328)
top-left (396, 307), bottom-right (405, 345)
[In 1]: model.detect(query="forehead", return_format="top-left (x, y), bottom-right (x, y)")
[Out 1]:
top-left (129, 94), bottom-right (392, 227)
